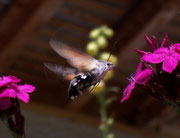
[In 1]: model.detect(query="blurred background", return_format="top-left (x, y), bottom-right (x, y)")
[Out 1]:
top-left (0, 0), bottom-right (180, 137)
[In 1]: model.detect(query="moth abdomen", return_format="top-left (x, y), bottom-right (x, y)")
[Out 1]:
top-left (68, 72), bottom-right (95, 100)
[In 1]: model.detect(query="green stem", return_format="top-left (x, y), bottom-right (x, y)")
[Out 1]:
top-left (97, 88), bottom-right (114, 138)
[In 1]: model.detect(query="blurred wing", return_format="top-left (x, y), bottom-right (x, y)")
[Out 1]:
top-left (50, 40), bottom-right (96, 71)
top-left (44, 63), bottom-right (79, 80)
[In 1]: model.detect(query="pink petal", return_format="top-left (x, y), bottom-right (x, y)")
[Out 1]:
top-left (171, 44), bottom-right (180, 60)
top-left (161, 33), bottom-right (168, 47)
top-left (120, 82), bottom-right (135, 103)
top-left (0, 88), bottom-right (16, 98)
top-left (142, 48), bottom-right (168, 63)
top-left (162, 56), bottom-right (178, 73)
top-left (0, 80), bottom-right (7, 87)
top-left (173, 43), bottom-right (180, 52)
top-left (144, 34), bottom-right (154, 51)
top-left (135, 68), bottom-right (152, 84)
top-left (134, 49), bottom-right (147, 56)
top-left (152, 36), bottom-right (158, 50)
top-left (17, 92), bottom-right (30, 103)
top-left (3, 76), bottom-right (21, 83)
top-left (0, 76), bottom-right (21, 87)
top-left (0, 98), bottom-right (12, 110)
top-left (135, 62), bottom-right (143, 76)
top-left (18, 84), bottom-right (35, 93)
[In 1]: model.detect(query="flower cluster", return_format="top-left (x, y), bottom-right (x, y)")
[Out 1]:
top-left (0, 75), bottom-right (35, 110)
top-left (86, 26), bottom-right (117, 138)
top-left (86, 25), bottom-right (117, 93)
top-left (121, 33), bottom-right (180, 108)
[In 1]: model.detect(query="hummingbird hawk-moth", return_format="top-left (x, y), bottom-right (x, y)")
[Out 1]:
top-left (45, 40), bottom-right (114, 100)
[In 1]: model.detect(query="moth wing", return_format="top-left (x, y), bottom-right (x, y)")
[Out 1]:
top-left (50, 40), bottom-right (96, 71)
top-left (44, 63), bottom-right (78, 80)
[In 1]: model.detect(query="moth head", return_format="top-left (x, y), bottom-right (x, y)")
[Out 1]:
top-left (106, 62), bottom-right (114, 70)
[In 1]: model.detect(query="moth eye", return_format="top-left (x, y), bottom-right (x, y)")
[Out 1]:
top-left (107, 63), bottom-right (112, 66)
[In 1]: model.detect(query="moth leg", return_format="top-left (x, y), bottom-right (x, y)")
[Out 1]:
top-left (87, 81), bottom-right (99, 93)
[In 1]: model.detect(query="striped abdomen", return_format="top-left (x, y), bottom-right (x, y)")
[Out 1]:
top-left (68, 72), bottom-right (96, 100)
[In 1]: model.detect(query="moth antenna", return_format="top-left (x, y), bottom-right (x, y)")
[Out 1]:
top-left (107, 40), bottom-right (119, 61)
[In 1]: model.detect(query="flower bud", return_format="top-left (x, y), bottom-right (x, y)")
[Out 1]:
top-left (103, 28), bottom-right (114, 38)
top-left (109, 55), bottom-right (118, 65)
top-left (106, 118), bottom-right (114, 126)
top-left (99, 124), bottom-right (106, 131)
top-left (89, 28), bottom-right (101, 39)
top-left (107, 133), bottom-right (115, 138)
top-left (96, 35), bottom-right (108, 49)
top-left (104, 70), bottom-right (114, 81)
top-left (86, 41), bottom-right (99, 56)
top-left (99, 52), bottom-right (110, 60)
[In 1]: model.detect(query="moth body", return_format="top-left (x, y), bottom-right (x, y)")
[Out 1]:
top-left (45, 40), bottom-right (114, 100)
top-left (69, 62), bottom-right (113, 99)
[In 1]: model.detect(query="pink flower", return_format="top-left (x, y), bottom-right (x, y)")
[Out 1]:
top-left (0, 76), bottom-right (20, 87)
top-left (0, 98), bottom-right (12, 110)
top-left (121, 62), bottom-right (152, 102)
top-left (173, 43), bottom-right (180, 52)
top-left (0, 75), bottom-right (35, 103)
top-left (142, 46), bottom-right (180, 73)
top-left (1, 84), bottom-right (35, 103)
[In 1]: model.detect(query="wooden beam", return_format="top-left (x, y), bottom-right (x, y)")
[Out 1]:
top-left (117, 7), bottom-right (177, 72)
top-left (0, 0), bottom-right (43, 50)
top-left (0, 0), bottom-right (64, 73)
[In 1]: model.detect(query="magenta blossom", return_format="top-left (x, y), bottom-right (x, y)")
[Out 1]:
top-left (0, 98), bottom-right (12, 110)
top-left (137, 34), bottom-right (180, 73)
top-left (0, 75), bottom-right (35, 137)
top-left (142, 46), bottom-right (180, 73)
top-left (123, 34), bottom-right (180, 115)
top-left (0, 75), bottom-right (35, 105)
top-left (1, 83), bottom-right (35, 103)
top-left (121, 62), bottom-right (153, 102)
top-left (0, 76), bottom-right (20, 88)
top-left (173, 43), bottom-right (180, 52)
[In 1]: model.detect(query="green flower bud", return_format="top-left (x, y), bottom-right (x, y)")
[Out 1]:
top-left (107, 118), bottom-right (114, 126)
top-left (96, 35), bottom-right (108, 49)
top-left (107, 133), bottom-right (115, 138)
top-left (99, 124), bottom-right (106, 131)
top-left (99, 52), bottom-right (110, 60)
top-left (104, 70), bottom-right (114, 81)
top-left (109, 55), bottom-right (118, 65)
top-left (103, 28), bottom-right (114, 38)
top-left (101, 25), bottom-right (114, 38)
top-left (86, 41), bottom-right (99, 56)
top-left (89, 28), bottom-right (101, 39)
